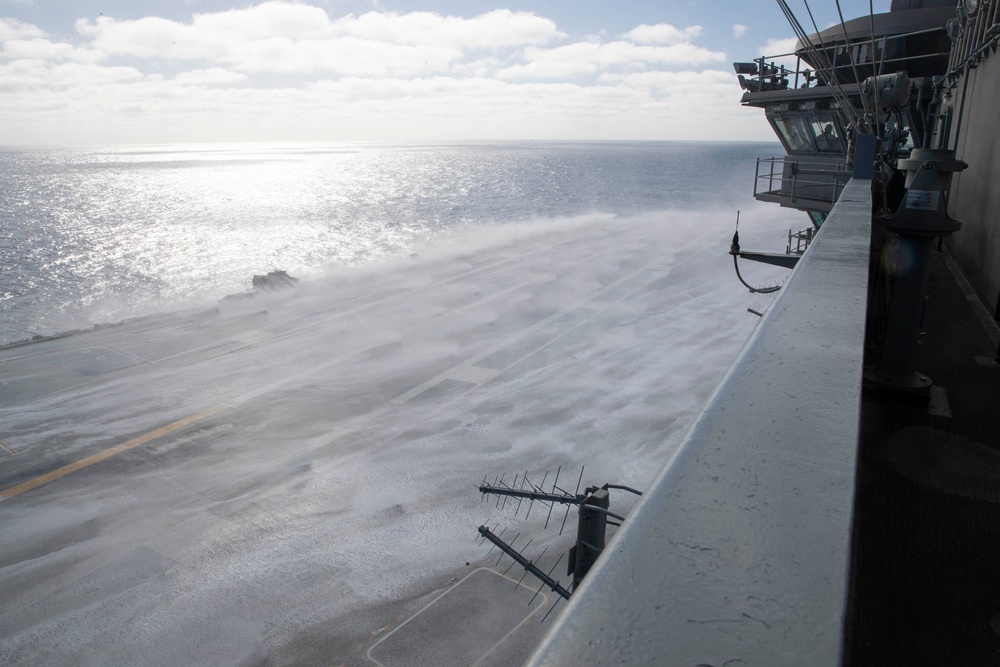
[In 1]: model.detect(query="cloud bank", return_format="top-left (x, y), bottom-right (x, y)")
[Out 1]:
top-left (0, 3), bottom-right (773, 144)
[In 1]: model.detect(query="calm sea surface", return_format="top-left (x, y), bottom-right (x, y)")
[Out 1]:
top-left (0, 141), bottom-right (780, 346)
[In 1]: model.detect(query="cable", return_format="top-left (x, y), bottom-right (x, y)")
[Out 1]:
top-left (733, 254), bottom-right (783, 294)
top-left (777, 0), bottom-right (865, 132)
top-left (796, 0), bottom-right (861, 124)
top-left (868, 1), bottom-right (884, 142)
top-left (730, 228), bottom-right (783, 294)
top-left (835, 0), bottom-right (875, 131)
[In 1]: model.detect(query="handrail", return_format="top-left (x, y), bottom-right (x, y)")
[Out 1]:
top-left (739, 24), bottom-right (951, 94)
top-left (754, 157), bottom-right (851, 209)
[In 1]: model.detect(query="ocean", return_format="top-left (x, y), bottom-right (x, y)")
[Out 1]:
top-left (2, 140), bottom-right (789, 346)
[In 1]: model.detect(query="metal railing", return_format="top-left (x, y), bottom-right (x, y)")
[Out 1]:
top-left (788, 227), bottom-right (815, 255)
top-left (736, 27), bottom-right (951, 95)
top-left (754, 157), bottom-right (851, 210)
top-left (946, 1), bottom-right (1000, 77)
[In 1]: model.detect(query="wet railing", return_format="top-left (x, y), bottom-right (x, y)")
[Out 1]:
top-left (754, 156), bottom-right (851, 211)
top-left (946, 1), bottom-right (1000, 76)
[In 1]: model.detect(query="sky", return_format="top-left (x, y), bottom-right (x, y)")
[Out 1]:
top-left (0, 0), bottom-right (889, 145)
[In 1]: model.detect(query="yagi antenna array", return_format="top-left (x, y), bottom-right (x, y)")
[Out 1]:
top-left (475, 466), bottom-right (642, 621)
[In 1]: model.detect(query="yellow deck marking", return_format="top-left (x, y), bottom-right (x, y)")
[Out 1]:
top-left (0, 404), bottom-right (230, 499)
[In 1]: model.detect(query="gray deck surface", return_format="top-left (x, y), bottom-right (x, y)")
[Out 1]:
top-left (0, 212), bottom-right (794, 665)
top-left (368, 568), bottom-right (547, 667)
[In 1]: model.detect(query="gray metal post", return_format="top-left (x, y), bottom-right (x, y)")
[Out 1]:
top-left (871, 235), bottom-right (935, 390)
top-left (568, 487), bottom-right (609, 590)
top-left (866, 149), bottom-right (966, 392)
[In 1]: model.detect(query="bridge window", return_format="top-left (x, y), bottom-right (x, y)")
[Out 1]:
top-left (810, 119), bottom-right (842, 153)
top-left (772, 116), bottom-right (812, 153)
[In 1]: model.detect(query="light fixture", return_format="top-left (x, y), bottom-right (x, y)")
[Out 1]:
top-left (963, 0), bottom-right (979, 16)
top-left (946, 18), bottom-right (960, 40)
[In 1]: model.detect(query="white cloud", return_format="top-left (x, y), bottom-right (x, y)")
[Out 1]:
top-left (76, 15), bottom-right (228, 61)
top-left (498, 40), bottom-right (726, 80)
top-left (0, 17), bottom-right (43, 40)
top-left (758, 37), bottom-right (800, 72)
top-left (185, 1), bottom-right (332, 40)
top-left (228, 37), bottom-right (462, 76)
top-left (337, 9), bottom-right (561, 48)
top-left (451, 55), bottom-right (503, 78)
top-left (0, 58), bottom-right (143, 93)
top-left (0, 3), bottom-right (776, 144)
top-left (0, 63), bottom-right (773, 144)
top-left (172, 68), bottom-right (249, 86)
top-left (0, 60), bottom-right (45, 92)
top-left (600, 69), bottom-right (746, 113)
top-left (2, 38), bottom-right (104, 63)
top-left (51, 61), bottom-right (144, 86)
top-left (732, 24), bottom-right (748, 38)
top-left (72, 4), bottom-right (559, 76)
top-left (605, 69), bottom-right (736, 90)
top-left (758, 37), bottom-right (799, 58)
top-left (623, 23), bottom-right (702, 45)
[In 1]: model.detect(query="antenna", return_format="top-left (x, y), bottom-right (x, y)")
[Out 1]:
top-left (477, 525), bottom-right (571, 601)
top-left (476, 467), bottom-right (642, 617)
top-left (543, 466), bottom-right (560, 530)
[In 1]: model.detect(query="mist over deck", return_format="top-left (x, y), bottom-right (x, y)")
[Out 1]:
top-left (0, 209), bottom-right (793, 665)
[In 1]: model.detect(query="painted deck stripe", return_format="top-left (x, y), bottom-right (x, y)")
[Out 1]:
top-left (0, 404), bottom-right (229, 499)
